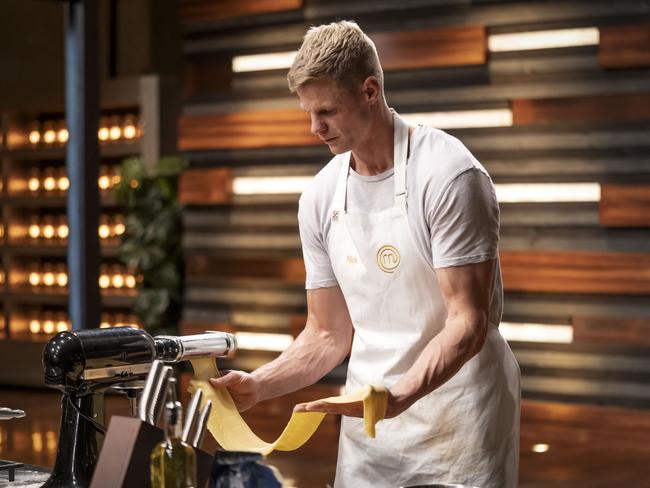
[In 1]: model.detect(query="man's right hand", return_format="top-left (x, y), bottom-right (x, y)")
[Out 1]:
top-left (209, 370), bottom-right (261, 412)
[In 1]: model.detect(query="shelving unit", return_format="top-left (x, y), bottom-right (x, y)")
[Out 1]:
top-left (0, 74), bottom-right (178, 386)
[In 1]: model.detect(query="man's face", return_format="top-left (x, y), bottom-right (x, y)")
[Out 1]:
top-left (297, 76), bottom-right (371, 155)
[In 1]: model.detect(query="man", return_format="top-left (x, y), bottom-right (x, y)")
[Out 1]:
top-left (210, 20), bottom-right (520, 487)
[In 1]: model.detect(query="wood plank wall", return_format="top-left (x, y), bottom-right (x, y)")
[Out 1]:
top-left (178, 1), bottom-right (650, 409)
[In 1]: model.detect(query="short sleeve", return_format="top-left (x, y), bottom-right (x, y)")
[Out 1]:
top-left (429, 168), bottom-right (500, 268)
top-left (298, 192), bottom-right (338, 289)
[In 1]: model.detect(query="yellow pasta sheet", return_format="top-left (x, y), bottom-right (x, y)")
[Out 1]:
top-left (189, 358), bottom-right (388, 455)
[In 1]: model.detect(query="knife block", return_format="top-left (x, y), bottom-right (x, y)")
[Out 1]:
top-left (90, 416), bottom-right (213, 488)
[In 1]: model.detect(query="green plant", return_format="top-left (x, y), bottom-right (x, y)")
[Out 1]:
top-left (114, 156), bottom-right (188, 336)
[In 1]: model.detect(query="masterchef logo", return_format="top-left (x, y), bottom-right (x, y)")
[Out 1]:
top-left (376, 245), bottom-right (400, 273)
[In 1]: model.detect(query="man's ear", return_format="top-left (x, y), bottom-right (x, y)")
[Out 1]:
top-left (362, 76), bottom-right (381, 104)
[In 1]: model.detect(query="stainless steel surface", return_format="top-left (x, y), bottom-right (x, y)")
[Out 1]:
top-left (167, 376), bottom-right (178, 404)
top-left (0, 407), bottom-right (26, 420)
top-left (112, 380), bottom-right (146, 418)
top-left (149, 365), bottom-right (173, 425)
top-left (156, 332), bottom-right (237, 362)
top-left (138, 360), bottom-right (163, 423)
top-left (181, 388), bottom-right (203, 442)
top-left (191, 399), bottom-right (212, 449)
top-left (82, 361), bottom-right (151, 381)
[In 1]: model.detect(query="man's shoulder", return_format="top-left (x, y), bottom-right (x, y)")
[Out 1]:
top-left (299, 153), bottom-right (344, 208)
top-left (410, 124), bottom-right (489, 187)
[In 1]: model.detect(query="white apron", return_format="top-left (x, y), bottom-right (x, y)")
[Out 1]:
top-left (328, 112), bottom-right (520, 488)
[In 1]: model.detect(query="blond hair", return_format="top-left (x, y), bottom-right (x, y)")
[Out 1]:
top-left (287, 20), bottom-right (383, 93)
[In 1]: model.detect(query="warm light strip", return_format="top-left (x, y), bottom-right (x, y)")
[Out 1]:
top-left (231, 28), bottom-right (598, 74)
top-left (234, 332), bottom-right (294, 352)
top-left (531, 443), bottom-right (550, 453)
top-left (233, 177), bottom-right (601, 203)
top-left (233, 176), bottom-right (313, 195)
top-left (488, 27), bottom-right (599, 52)
top-left (401, 109), bottom-right (513, 129)
top-left (494, 183), bottom-right (601, 203)
top-left (499, 322), bottom-right (573, 344)
top-left (232, 51), bottom-right (297, 73)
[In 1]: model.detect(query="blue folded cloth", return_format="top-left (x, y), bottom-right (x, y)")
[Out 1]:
top-left (209, 451), bottom-right (283, 488)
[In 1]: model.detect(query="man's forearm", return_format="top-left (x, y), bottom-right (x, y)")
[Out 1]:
top-left (389, 311), bottom-right (487, 415)
top-left (251, 323), bottom-right (350, 403)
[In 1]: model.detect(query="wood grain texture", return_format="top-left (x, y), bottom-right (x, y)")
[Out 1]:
top-left (500, 250), bottom-right (650, 295)
top-left (599, 185), bottom-right (650, 227)
top-left (179, 168), bottom-right (233, 204)
top-left (572, 316), bottom-right (650, 347)
top-left (181, 0), bottom-right (302, 23)
top-left (520, 400), bottom-right (650, 484)
top-left (186, 251), bottom-right (650, 295)
top-left (599, 23), bottom-right (650, 69)
top-left (183, 54), bottom-right (232, 100)
top-left (178, 109), bottom-right (318, 151)
top-left (373, 25), bottom-right (487, 70)
top-left (187, 255), bottom-right (305, 284)
top-left (180, 321), bottom-right (235, 336)
top-left (512, 93), bottom-right (650, 125)
top-left (289, 314), bottom-right (306, 338)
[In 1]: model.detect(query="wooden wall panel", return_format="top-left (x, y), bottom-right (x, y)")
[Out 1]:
top-left (180, 321), bottom-right (235, 336)
top-left (179, 168), bottom-right (233, 204)
top-left (183, 54), bottom-right (232, 100)
top-left (599, 185), bottom-right (650, 228)
top-left (187, 251), bottom-right (650, 295)
top-left (512, 93), bottom-right (650, 125)
top-left (374, 25), bottom-right (487, 71)
top-left (521, 399), bottom-right (650, 453)
top-left (572, 316), bottom-right (650, 347)
top-left (500, 250), bottom-right (650, 295)
top-left (178, 109), bottom-right (317, 151)
top-left (290, 314), bottom-right (305, 338)
top-left (599, 23), bottom-right (650, 69)
top-left (181, 0), bottom-right (303, 23)
top-left (187, 255), bottom-right (305, 284)
top-left (179, 6), bottom-right (650, 410)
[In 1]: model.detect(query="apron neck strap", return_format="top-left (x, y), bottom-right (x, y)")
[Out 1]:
top-left (332, 151), bottom-right (351, 214)
top-left (393, 111), bottom-right (409, 206)
top-left (331, 110), bottom-right (409, 216)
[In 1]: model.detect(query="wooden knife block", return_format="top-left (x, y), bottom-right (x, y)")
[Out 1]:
top-left (90, 416), bottom-right (213, 488)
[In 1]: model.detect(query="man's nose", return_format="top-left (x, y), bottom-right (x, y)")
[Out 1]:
top-left (310, 116), bottom-right (326, 136)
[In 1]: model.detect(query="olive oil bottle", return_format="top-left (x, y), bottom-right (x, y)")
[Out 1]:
top-left (150, 399), bottom-right (197, 488)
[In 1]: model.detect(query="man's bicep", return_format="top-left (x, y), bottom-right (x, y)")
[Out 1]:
top-left (435, 259), bottom-right (496, 318)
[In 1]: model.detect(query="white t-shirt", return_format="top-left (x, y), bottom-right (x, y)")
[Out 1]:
top-left (298, 123), bottom-right (503, 326)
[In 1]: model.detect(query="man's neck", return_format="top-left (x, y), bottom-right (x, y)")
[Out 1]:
top-left (350, 105), bottom-right (394, 176)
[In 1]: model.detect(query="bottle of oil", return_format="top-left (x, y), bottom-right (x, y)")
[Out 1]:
top-left (150, 396), bottom-right (197, 487)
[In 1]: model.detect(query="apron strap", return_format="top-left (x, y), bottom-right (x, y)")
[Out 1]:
top-left (393, 112), bottom-right (409, 207)
top-left (331, 151), bottom-right (351, 217)
top-left (331, 111), bottom-right (409, 219)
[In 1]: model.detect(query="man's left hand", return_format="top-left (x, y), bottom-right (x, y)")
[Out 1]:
top-left (293, 389), bottom-right (404, 418)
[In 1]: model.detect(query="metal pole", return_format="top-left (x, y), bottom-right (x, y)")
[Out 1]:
top-left (65, 0), bottom-right (101, 332)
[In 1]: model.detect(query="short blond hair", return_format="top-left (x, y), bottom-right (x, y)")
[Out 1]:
top-left (287, 20), bottom-right (383, 93)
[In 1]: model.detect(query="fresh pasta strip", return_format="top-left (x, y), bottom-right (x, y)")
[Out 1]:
top-left (189, 358), bottom-right (388, 455)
